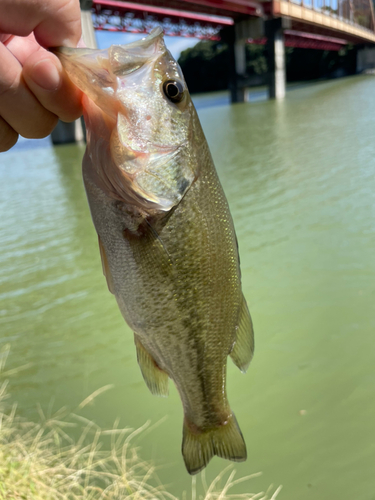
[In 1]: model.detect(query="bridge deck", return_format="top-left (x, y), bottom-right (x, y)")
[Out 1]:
top-left (92, 0), bottom-right (375, 43)
top-left (273, 0), bottom-right (375, 43)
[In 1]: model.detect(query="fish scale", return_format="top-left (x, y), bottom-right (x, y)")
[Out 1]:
top-left (54, 27), bottom-right (254, 475)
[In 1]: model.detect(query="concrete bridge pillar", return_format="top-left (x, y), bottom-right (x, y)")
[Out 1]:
top-left (265, 18), bottom-right (286, 100)
top-left (231, 39), bottom-right (247, 102)
top-left (222, 19), bottom-right (264, 103)
top-left (356, 45), bottom-right (375, 73)
top-left (222, 17), bottom-right (287, 103)
top-left (51, 0), bottom-right (96, 145)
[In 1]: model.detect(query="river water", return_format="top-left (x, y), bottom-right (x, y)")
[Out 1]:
top-left (1, 75), bottom-right (375, 499)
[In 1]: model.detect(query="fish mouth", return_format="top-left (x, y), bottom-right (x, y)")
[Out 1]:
top-left (51, 28), bottom-right (166, 119)
top-left (50, 27), bottom-right (164, 57)
top-left (50, 27), bottom-right (164, 62)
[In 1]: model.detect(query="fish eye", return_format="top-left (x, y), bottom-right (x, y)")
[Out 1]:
top-left (163, 80), bottom-right (184, 103)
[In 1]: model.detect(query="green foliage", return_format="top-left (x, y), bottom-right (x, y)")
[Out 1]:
top-left (245, 44), bottom-right (268, 76)
top-left (178, 41), bottom-right (268, 93)
top-left (179, 39), bottom-right (357, 93)
top-left (179, 40), bottom-right (231, 93)
top-left (286, 45), bottom-right (357, 81)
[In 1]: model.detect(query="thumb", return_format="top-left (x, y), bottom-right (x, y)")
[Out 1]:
top-left (23, 51), bottom-right (83, 122)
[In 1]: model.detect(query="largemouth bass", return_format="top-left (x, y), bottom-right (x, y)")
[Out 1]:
top-left (54, 28), bottom-right (254, 475)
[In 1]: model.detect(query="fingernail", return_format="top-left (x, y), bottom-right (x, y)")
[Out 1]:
top-left (30, 59), bottom-right (61, 91)
top-left (61, 38), bottom-right (79, 48)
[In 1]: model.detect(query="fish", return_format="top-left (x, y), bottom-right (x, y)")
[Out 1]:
top-left (53, 27), bottom-right (254, 475)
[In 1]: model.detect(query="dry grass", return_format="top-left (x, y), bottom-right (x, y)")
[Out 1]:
top-left (0, 345), bottom-right (282, 500)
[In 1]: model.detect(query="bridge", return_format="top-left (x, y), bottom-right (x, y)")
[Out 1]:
top-left (82, 0), bottom-right (375, 101)
top-left (91, 0), bottom-right (375, 44)
top-left (51, 0), bottom-right (375, 143)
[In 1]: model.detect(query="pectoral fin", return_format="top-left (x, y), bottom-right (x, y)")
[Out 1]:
top-left (98, 236), bottom-right (115, 294)
top-left (230, 295), bottom-right (254, 373)
top-left (134, 335), bottom-right (169, 397)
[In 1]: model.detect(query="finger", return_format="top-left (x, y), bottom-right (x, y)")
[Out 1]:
top-left (0, 115), bottom-right (18, 152)
top-left (23, 51), bottom-right (83, 123)
top-left (5, 35), bottom-right (83, 122)
top-left (4, 33), bottom-right (41, 66)
top-left (0, 43), bottom-right (58, 139)
top-left (0, 0), bottom-right (82, 48)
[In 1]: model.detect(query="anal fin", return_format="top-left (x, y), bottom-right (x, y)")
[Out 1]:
top-left (230, 294), bottom-right (254, 373)
top-left (98, 236), bottom-right (115, 294)
top-left (134, 335), bottom-right (169, 397)
top-left (182, 413), bottom-right (247, 475)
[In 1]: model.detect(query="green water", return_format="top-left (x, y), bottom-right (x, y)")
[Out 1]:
top-left (1, 75), bottom-right (375, 499)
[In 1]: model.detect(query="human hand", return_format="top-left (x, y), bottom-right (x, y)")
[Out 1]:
top-left (0, 0), bottom-right (84, 152)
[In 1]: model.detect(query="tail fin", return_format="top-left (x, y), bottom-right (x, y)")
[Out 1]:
top-left (182, 413), bottom-right (247, 475)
